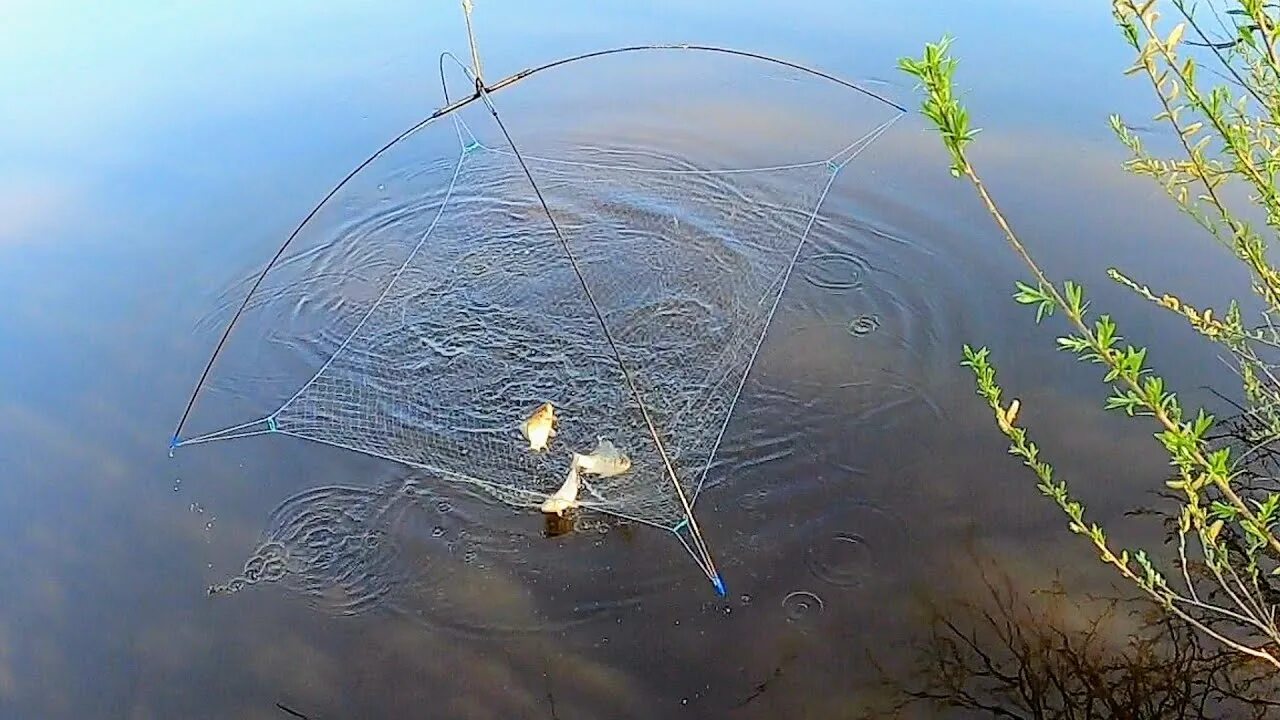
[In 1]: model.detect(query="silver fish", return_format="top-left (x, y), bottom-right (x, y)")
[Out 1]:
top-left (540, 462), bottom-right (581, 516)
top-left (572, 438), bottom-right (631, 477)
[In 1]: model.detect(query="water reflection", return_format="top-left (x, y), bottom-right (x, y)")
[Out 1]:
top-left (859, 548), bottom-right (1280, 719)
top-left (207, 474), bottom-right (661, 635)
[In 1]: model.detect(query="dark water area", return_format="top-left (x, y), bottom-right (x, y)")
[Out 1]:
top-left (1, 1), bottom-right (1267, 718)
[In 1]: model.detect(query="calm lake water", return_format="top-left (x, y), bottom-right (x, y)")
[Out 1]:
top-left (1, 1), bottom-right (1258, 718)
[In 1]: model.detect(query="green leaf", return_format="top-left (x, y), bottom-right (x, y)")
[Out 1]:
top-left (1057, 335), bottom-right (1091, 353)
top-left (1064, 280), bottom-right (1084, 314)
top-left (1014, 281), bottom-right (1049, 305)
top-left (1191, 409), bottom-right (1214, 439)
top-left (1210, 501), bottom-right (1239, 520)
top-left (1095, 315), bottom-right (1119, 349)
top-left (1105, 390), bottom-right (1143, 416)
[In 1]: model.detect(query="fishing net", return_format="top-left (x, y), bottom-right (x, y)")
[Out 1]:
top-left (171, 47), bottom-right (904, 592)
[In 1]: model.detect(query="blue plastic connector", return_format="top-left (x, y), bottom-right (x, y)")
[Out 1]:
top-left (462, 140), bottom-right (481, 154)
top-left (267, 416), bottom-right (278, 432)
top-left (712, 572), bottom-right (727, 598)
top-left (168, 434), bottom-right (179, 458)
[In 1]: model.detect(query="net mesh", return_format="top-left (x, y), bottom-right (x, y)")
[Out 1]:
top-left (271, 140), bottom-right (842, 529)
top-left (175, 47), bottom-right (903, 582)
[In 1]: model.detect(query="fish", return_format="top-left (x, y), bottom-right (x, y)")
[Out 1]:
top-left (540, 461), bottom-right (581, 516)
top-left (520, 402), bottom-right (557, 451)
top-left (572, 437), bottom-right (631, 477)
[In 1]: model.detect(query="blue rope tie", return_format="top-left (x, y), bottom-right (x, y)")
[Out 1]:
top-left (672, 519), bottom-right (725, 596)
top-left (267, 416), bottom-right (278, 432)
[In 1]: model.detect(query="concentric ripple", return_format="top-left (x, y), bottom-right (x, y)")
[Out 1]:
top-left (805, 503), bottom-right (912, 589)
top-left (847, 313), bottom-right (880, 336)
top-left (781, 590), bottom-right (825, 625)
top-left (800, 251), bottom-right (870, 291)
top-left (212, 474), bottom-right (696, 636)
top-left (208, 482), bottom-right (411, 615)
top-left (253, 133), bottom-right (846, 538)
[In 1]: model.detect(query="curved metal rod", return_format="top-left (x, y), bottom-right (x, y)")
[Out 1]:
top-left (168, 94), bottom-right (478, 447)
top-left (170, 42), bottom-right (905, 447)
top-left (483, 43), bottom-right (907, 113)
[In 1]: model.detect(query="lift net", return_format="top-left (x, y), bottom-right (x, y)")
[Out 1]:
top-left (174, 48), bottom-right (903, 586)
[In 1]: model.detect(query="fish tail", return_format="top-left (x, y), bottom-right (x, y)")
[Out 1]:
top-left (565, 463), bottom-right (581, 498)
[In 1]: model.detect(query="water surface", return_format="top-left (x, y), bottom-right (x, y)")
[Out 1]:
top-left (0, 1), bottom-right (1253, 717)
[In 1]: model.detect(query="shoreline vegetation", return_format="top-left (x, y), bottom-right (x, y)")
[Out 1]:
top-left (884, 0), bottom-right (1280, 712)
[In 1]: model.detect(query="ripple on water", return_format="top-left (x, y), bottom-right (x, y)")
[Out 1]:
top-left (208, 483), bottom-right (410, 616)
top-left (800, 251), bottom-right (870, 291)
top-left (847, 313), bottom-right (880, 337)
top-left (193, 78), bottom-right (922, 623)
top-left (747, 324), bottom-right (946, 447)
top-left (805, 502), bottom-right (911, 589)
top-left (239, 136), bottom-right (849, 541)
top-left (781, 590), bottom-right (825, 625)
top-left (211, 472), bottom-right (698, 637)
top-left (737, 488), bottom-right (771, 513)
top-left (387, 482), bottom-right (693, 636)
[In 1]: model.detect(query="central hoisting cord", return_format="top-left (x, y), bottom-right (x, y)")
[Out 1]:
top-left (459, 1), bottom-right (724, 596)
